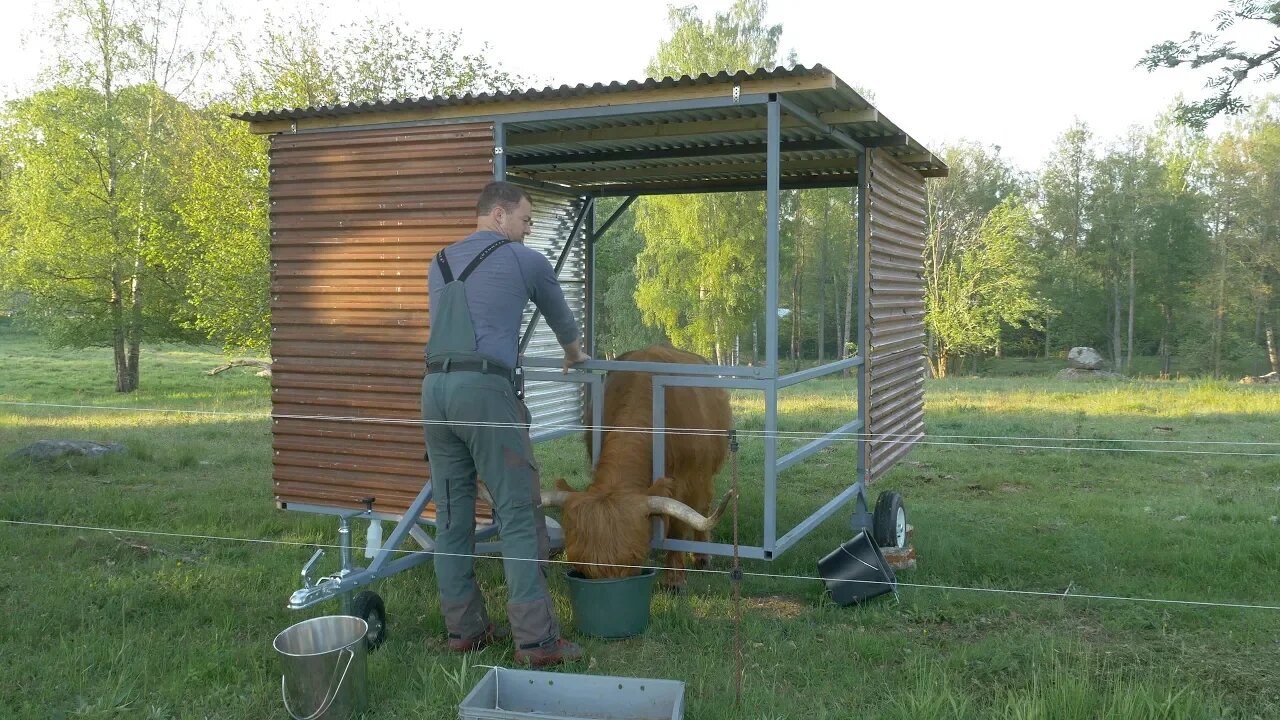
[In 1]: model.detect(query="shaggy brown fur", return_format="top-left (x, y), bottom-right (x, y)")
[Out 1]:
top-left (558, 345), bottom-right (731, 588)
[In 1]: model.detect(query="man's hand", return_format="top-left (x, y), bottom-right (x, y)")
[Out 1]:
top-left (562, 340), bottom-right (591, 374)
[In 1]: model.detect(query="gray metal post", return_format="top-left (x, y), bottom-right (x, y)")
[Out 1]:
top-left (651, 377), bottom-right (666, 483)
top-left (493, 122), bottom-right (506, 180)
top-left (586, 200), bottom-right (596, 357)
top-left (857, 151), bottom-right (869, 481)
top-left (591, 376), bottom-right (603, 468)
top-left (764, 98), bottom-right (781, 555)
top-left (338, 517), bottom-right (354, 614)
top-left (650, 377), bottom-right (667, 547)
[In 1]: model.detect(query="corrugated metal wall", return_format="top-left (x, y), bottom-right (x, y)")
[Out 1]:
top-left (267, 122), bottom-right (585, 517)
top-left (863, 149), bottom-right (928, 483)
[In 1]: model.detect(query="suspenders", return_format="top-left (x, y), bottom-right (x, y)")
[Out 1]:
top-left (434, 238), bottom-right (510, 284)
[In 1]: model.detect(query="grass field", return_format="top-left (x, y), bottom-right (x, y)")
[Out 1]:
top-left (1, 329), bottom-right (1278, 719)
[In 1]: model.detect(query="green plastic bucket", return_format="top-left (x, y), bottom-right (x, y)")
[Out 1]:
top-left (565, 568), bottom-right (657, 639)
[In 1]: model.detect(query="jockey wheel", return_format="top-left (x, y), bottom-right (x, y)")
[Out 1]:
top-left (872, 491), bottom-right (907, 549)
top-left (351, 590), bottom-right (387, 651)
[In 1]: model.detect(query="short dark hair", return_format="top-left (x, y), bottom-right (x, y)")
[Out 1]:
top-left (476, 181), bottom-right (532, 215)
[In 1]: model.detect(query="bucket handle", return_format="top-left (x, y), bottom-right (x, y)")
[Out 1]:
top-left (281, 646), bottom-right (354, 720)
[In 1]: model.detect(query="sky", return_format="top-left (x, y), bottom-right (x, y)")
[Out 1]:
top-left (1, 0), bottom-right (1276, 171)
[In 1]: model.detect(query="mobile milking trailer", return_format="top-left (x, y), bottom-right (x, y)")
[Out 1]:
top-left (235, 64), bottom-right (945, 647)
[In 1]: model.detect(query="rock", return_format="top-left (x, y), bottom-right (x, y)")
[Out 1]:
top-left (9, 440), bottom-right (126, 461)
top-left (1056, 368), bottom-right (1125, 381)
top-left (1068, 347), bottom-right (1106, 370)
top-left (1240, 371), bottom-right (1280, 384)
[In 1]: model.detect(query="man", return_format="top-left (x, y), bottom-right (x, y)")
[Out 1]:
top-left (422, 181), bottom-right (590, 667)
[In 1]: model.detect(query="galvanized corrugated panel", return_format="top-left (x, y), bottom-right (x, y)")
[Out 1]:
top-left (519, 189), bottom-right (588, 432)
top-left (269, 122), bottom-right (494, 517)
top-left (864, 149), bottom-right (928, 484)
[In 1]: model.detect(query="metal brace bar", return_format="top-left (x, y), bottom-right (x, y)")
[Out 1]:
top-left (777, 355), bottom-right (863, 387)
top-left (591, 195), bottom-right (638, 240)
top-left (773, 478), bottom-right (867, 557)
top-left (776, 418), bottom-right (865, 473)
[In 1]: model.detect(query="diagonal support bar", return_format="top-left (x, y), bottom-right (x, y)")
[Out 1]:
top-left (591, 195), bottom-right (638, 241)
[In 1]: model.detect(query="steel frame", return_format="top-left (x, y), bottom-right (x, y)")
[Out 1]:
top-left (287, 90), bottom-right (876, 609)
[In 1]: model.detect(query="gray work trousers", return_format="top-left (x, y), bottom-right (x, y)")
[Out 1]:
top-left (421, 370), bottom-right (559, 649)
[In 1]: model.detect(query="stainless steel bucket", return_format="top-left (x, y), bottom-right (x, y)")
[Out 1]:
top-left (273, 615), bottom-right (369, 720)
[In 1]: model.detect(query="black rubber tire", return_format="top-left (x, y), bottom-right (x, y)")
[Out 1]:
top-left (872, 491), bottom-right (907, 549)
top-left (351, 590), bottom-right (387, 651)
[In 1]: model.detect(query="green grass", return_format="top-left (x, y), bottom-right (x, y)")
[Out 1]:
top-left (1, 329), bottom-right (1278, 719)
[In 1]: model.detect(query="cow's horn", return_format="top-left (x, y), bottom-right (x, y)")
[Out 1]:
top-left (646, 489), bottom-right (736, 531)
top-left (540, 489), bottom-right (571, 508)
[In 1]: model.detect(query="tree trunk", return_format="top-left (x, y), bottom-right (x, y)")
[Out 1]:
top-left (752, 320), bottom-right (758, 366)
top-left (790, 262), bottom-right (800, 371)
top-left (1044, 314), bottom-right (1051, 359)
top-left (111, 270), bottom-right (129, 393)
top-left (1126, 248), bottom-right (1135, 373)
top-left (1160, 304), bottom-right (1173, 380)
top-left (1111, 277), bottom-right (1123, 369)
top-left (1212, 240), bottom-right (1227, 379)
top-left (818, 197), bottom-right (829, 364)
top-left (127, 259), bottom-right (142, 391)
top-left (834, 267), bottom-right (844, 363)
top-left (1266, 319), bottom-right (1279, 374)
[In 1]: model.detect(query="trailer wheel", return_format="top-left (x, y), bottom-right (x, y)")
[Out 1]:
top-left (351, 590), bottom-right (387, 651)
top-left (873, 491), bottom-right (907, 549)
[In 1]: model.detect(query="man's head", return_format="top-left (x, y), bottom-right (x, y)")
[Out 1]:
top-left (476, 181), bottom-right (534, 242)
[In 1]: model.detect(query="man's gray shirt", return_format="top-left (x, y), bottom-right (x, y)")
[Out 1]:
top-left (426, 230), bottom-right (580, 370)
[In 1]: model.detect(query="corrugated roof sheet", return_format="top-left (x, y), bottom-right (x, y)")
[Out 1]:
top-left (236, 64), bottom-right (948, 181)
top-left (233, 65), bottom-right (835, 122)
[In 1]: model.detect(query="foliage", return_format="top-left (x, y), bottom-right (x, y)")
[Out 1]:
top-left (171, 106), bottom-right (270, 352)
top-left (591, 197), bottom-right (668, 358)
top-left (236, 13), bottom-right (529, 112)
top-left (926, 196), bottom-right (1044, 376)
top-left (1139, 0), bottom-right (1280, 130)
top-left (925, 142), bottom-right (1033, 375)
top-left (633, 0), bottom-right (784, 364)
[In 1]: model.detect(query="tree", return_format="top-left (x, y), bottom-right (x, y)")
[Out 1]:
top-left (0, 0), bottom-right (221, 391)
top-left (925, 198), bottom-right (1044, 377)
top-left (1144, 120), bottom-right (1210, 377)
top-left (171, 105), bottom-right (271, 351)
top-left (1036, 121), bottom-right (1104, 356)
top-left (924, 142), bottom-right (1025, 374)
top-left (1231, 99), bottom-right (1280, 372)
top-left (592, 197), bottom-right (668, 358)
top-left (1140, 0), bottom-right (1280, 130)
top-left (634, 0), bottom-right (785, 363)
top-left (237, 13), bottom-right (528, 112)
top-left (1087, 129), bottom-right (1158, 371)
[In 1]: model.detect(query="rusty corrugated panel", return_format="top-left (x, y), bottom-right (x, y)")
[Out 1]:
top-left (864, 149), bottom-right (928, 484)
top-left (269, 122), bottom-right (494, 517)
